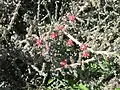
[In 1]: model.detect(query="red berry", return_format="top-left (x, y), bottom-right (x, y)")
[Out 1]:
top-left (50, 32), bottom-right (57, 39)
top-left (60, 60), bottom-right (67, 67)
top-left (80, 44), bottom-right (88, 51)
top-left (35, 39), bottom-right (42, 47)
top-left (82, 51), bottom-right (89, 58)
top-left (67, 39), bottom-right (73, 46)
top-left (55, 25), bottom-right (64, 30)
top-left (68, 15), bottom-right (75, 22)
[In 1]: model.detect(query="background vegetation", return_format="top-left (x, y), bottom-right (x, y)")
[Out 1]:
top-left (0, 0), bottom-right (120, 90)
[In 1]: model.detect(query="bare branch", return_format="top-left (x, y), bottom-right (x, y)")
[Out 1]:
top-left (31, 65), bottom-right (46, 76)
top-left (3, 1), bottom-right (21, 39)
top-left (55, 57), bottom-right (96, 71)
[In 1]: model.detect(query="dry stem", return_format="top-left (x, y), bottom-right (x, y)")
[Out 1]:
top-left (3, 1), bottom-right (21, 39)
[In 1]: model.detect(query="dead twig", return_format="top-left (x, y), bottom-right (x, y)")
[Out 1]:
top-left (3, 1), bottom-right (21, 39)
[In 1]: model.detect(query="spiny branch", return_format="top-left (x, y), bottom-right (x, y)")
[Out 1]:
top-left (63, 31), bottom-right (120, 59)
top-left (55, 57), bottom-right (96, 71)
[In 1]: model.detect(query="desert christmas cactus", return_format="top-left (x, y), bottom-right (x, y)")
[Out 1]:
top-left (0, 0), bottom-right (120, 90)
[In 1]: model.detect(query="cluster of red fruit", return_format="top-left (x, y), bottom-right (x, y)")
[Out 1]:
top-left (34, 15), bottom-right (75, 48)
top-left (50, 15), bottom-right (76, 39)
top-left (60, 44), bottom-right (89, 67)
top-left (34, 14), bottom-right (89, 67)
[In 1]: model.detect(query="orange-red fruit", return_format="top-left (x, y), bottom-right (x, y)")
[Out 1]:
top-left (68, 15), bottom-right (75, 22)
top-left (82, 51), bottom-right (89, 58)
top-left (60, 60), bottom-right (67, 67)
top-left (50, 32), bottom-right (57, 39)
top-left (67, 39), bottom-right (73, 46)
top-left (80, 44), bottom-right (88, 51)
top-left (35, 39), bottom-right (42, 47)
